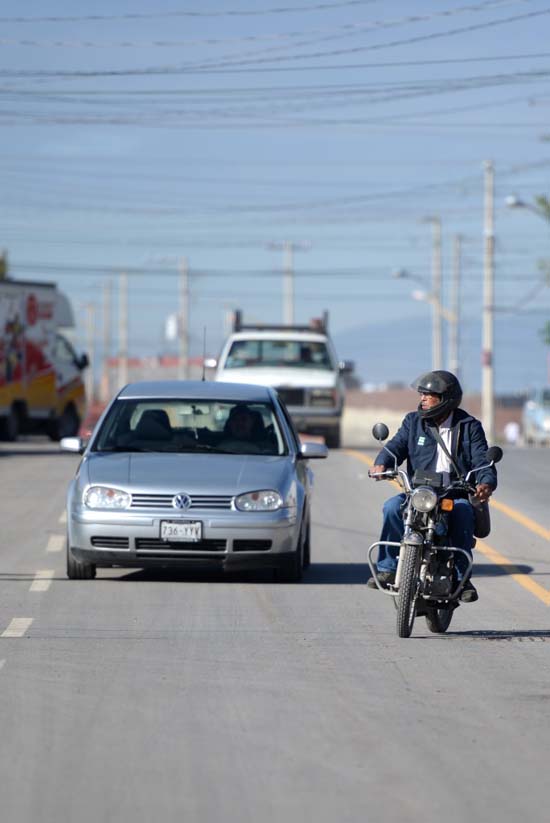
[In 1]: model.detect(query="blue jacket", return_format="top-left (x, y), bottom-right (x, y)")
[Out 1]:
top-left (374, 408), bottom-right (497, 489)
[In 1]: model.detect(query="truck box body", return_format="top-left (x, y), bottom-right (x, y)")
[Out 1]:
top-left (0, 279), bottom-right (87, 440)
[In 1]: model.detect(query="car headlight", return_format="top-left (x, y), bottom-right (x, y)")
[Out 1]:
top-left (234, 490), bottom-right (283, 512)
top-left (84, 486), bottom-right (131, 510)
top-left (411, 486), bottom-right (438, 513)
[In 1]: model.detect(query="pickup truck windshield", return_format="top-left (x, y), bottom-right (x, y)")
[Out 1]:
top-left (225, 339), bottom-right (333, 370)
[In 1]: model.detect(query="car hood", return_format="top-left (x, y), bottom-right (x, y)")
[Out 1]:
top-left (85, 452), bottom-right (291, 495)
top-left (215, 367), bottom-right (337, 388)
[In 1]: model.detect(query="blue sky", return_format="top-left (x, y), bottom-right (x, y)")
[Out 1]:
top-left (1, 0), bottom-right (550, 392)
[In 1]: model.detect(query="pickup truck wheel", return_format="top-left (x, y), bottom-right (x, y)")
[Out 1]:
top-left (324, 426), bottom-right (341, 449)
top-left (67, 540), bottom-right (96, 580)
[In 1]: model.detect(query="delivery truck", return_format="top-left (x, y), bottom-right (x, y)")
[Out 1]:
top-left (0, 278), bottom-right (88, 441)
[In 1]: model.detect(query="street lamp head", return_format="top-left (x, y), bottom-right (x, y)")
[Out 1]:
top-left (505, 194), bottom-right (526, 209)
top-left (392, 268), bottom-right (409, 279)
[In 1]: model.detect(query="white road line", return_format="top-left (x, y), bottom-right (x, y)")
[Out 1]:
top-left (46, 534), bottom-right (65, 553)
top-left (29, 570), bottom-right (55, 593)
top-left (58, 511), bottom-right (67, 525)
top-left (1, 618), bottom-right (34, 638)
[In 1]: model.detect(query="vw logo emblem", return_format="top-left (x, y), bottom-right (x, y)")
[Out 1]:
top-left (172, 493), bottom-right (191, 510)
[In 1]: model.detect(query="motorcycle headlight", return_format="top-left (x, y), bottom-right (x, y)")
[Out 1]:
top-left (411, 486), bottom-right (438, 513)
top-left (84, 486), bottom-right (131, 510)
top-left (234, 490), bottom-right (283, 512)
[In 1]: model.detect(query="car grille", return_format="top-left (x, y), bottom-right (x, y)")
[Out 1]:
top-left (130, 494), bottom-right (233, 511)
top-left (276, 387), bottom-right (305, 406)
top-left (90, 536), bottom-right (130, 549)
top-left (135, 538), bottom-right (227, 552)
top-left (233, 539), bottom-right (273, 552)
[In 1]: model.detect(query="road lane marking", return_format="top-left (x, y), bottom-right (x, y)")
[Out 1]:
top-left (475, 540), bottom-right (550, 606)
top-left (46, 534), bottom-right (65, 553)
top-left (58, 511), bottom-right (67, 525)
top-left (490, 499), bottom-right (550, 542)
top-left (1, 618), bottom-right (33, 638)
top-left (345, 449), bottom-right (550, 606)
top-left (0, 660), bottom-right (5, 671)
top-left (29, 570), bottom-right (55, 592)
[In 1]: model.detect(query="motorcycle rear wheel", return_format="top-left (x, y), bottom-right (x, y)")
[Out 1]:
top-left (396, 543), bottom-right (420, 638)
top-left (425, 606), bottom-right (454, 634)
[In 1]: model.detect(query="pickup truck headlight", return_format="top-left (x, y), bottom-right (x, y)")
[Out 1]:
top-left (234, 490), bottom-right (283, 512)
top-left (309, 388), bottom-right (337, 407)
top-left (84, 486), bottom-right (131, 510)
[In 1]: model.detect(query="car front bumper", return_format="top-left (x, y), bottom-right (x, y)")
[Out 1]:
top-left (68, 506), bottom-right (300, 570)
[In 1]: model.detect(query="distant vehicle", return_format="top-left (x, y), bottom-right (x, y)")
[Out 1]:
top-left (211, 311), bottom-right (353, 448)
top-left (60, 380), bottom-right (327, 580)
top-left (0, 277), bottom-right (88, 441)
top-left (522, 388), bottom-right (550, 446)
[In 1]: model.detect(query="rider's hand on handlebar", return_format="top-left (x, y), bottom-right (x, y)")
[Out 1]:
top-left (473, 483), bottom-right (493, 503)
top-left (369, 464), bottom-right (389, 481)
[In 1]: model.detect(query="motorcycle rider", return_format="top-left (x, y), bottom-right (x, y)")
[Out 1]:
top-left (368, 370), bottom-right (497, 603)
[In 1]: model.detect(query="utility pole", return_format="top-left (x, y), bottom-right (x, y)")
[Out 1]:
top-left (449, 234), bottom-right (462, 377)
top-left (118, 272), bottom-right (128, 389)
top-left (482, 160), bottom-right (495, 444)
top-left (101, 279), bottom-right (112, 402)
top-left (431, 217), bottom-right (443, 371)
top-left (267, 241), bottom-right (309, 324)
top-left (178, 257), bottom-right (189, 379)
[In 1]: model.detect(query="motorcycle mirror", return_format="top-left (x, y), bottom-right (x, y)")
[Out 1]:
top-left (372, 423), bottom-right (389, 442)
top-left (486, 446), bottom-right (503, 464)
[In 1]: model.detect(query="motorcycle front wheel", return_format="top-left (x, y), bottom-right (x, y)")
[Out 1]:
top-left (396, 543), bottom-right (420, 638)
top-left (425, 606), bottom-right (454, 634)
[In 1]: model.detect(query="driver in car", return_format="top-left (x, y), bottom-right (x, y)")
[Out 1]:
top-left (368, 370), bottom-right (497, 603)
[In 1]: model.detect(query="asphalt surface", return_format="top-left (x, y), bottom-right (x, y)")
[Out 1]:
top-left (1, 440), bottom-right (549, 823)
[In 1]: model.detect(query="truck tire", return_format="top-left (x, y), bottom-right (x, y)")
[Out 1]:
top-left (324, 425), bottom-right (341, 449)
top-left (0, 406), bottom-right (19, 441)
top-left (48, 406), bottom-right (80, 441)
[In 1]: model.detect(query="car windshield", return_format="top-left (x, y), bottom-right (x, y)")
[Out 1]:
top-left (92, 398), bottom-right (288, 456)
top-left (225, 339), bottom-right (333, 370)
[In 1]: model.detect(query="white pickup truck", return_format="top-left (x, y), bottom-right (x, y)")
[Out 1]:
top-left (213, 312), bottom-right (353, 448)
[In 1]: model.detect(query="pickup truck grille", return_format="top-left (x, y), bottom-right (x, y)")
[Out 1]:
top-left (276, 388), bottom-right (304, 406)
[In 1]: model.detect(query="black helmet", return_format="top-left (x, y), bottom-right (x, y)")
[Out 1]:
top-left (412, 370), bottom-right (463, 421)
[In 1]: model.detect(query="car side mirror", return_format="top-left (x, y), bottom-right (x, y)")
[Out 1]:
top-left (60, 436), bottom-right (86, 454)
top-left (339, 360), bottom-right (355, 374)
top-left (298, 442), bottom-right (328, 459)
top-left (76, 352), bottom-right (89, 370)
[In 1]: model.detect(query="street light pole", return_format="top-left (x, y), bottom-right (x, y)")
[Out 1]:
top-left (421, 217), bottom-right (443, 370)
top-left (268, 241), bottom-right (309, 324)
top-left (482, 160), bottom-right (495, 444)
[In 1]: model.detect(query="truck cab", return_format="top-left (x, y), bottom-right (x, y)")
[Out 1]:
top-left (213, 312), bottom-right (352, 448)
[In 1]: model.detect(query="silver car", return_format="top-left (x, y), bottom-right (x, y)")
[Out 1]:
top-left (522, 388), bottom-right (550, 446)
top-left (61, 381), bottom-right (327, 580)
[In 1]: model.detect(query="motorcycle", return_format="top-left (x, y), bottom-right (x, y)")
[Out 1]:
top-left (367, 422), bottom-right (503, 638)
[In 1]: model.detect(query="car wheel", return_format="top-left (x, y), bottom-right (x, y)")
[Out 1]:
top-left (303, 516), bottom-right (311, 569)
top-left (275, 520), bottom-right (305, 583)
top-left (66, 539), bottom-right (96, 580)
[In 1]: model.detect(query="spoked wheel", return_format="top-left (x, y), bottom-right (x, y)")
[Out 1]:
top-left (425, 605), bottom-right (455, 634)
top-left (396, 543), bottom-right (420, 638)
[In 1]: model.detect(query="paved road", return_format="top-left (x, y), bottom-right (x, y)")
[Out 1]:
top-left (1, 440), bottom-right (549, 822)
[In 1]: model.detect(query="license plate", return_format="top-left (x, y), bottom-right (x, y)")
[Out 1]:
top-left (160, 520), bottom-right (202, 542)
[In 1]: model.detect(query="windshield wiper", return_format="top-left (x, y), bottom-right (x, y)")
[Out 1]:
top-left (99, 445), bottom-right (154, 453)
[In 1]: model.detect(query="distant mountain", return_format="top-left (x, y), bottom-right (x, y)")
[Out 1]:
top-left (334, 312), bottom-right (549, 395)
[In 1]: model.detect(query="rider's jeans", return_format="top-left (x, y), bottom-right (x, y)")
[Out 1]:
top-left (377, 493), bottom-right (475, 576)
